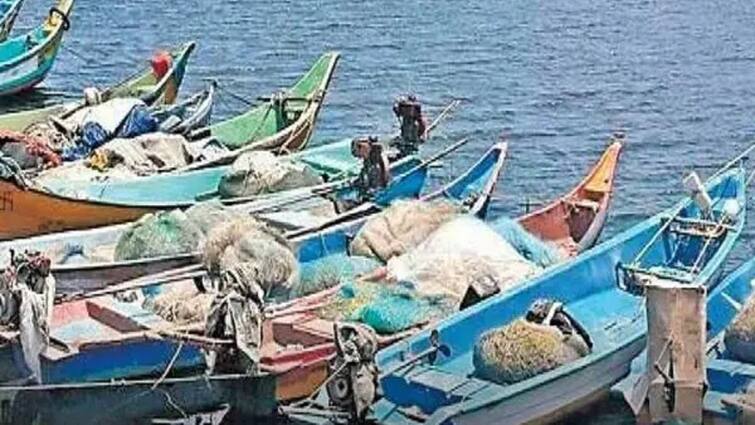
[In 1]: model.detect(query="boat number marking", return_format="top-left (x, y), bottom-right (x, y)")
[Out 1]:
top-left (0, 192), bottom-right (13, 212)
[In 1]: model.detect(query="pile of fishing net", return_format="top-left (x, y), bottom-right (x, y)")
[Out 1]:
top-left (317, 281), bottom-right (454, 334)
top-left (144, 281), bottom-right (214, 324)
top-left (217, 151), bottom-right (324, 199)
top-left (472, 318), bottom-right (589, 385)
top-left (291, 253), bottom-right (382, 299)
top-left (489, 217), bottom-right (563, 268)
top-left (386, 216), bottom-right (542, 303)
top-left (202, 217), bottom-right (298, 300)
top-left (0, 129), bottom-right (61, 169)
top-left (113, 201), bottom-right (244, 261)
top-left (350, 199), bottom-right (464, 262)
top-left (724, 296), bottom-right (755, 364)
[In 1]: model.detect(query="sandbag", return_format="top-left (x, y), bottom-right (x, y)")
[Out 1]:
top-left (203, 218), bottom-right (298, 300)
top-left (217, 151), bottom-right (323, 199)
top-left (725, 297), bottom-right (755, 364)
top-left (473, 319), bottom-right (588, 385)
top-left (349, 199), bottom-right (463, 263)
top-left (114, 210), bottom-right (203, 261)
top-left (387, 216), bottom-right (541, 302)
top-left (92, 132), bottom-right (194, 175)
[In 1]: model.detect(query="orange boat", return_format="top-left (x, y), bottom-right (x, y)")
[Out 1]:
top-left (261, 135), bottom-right (624, 401)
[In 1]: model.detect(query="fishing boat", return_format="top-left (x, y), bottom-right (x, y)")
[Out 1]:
top-left (182, 51), bottom-right (341, 168)
top-left (270, 139), bottom-right (620, 403)
top-left (0, 0), bottom-right (73, 96)
top-left (0, 97), bottom-right (457, 241)
top-left (0, 0), bottom-right (24, 43)
top-left (152, 81), bottom-right (215, 135)
top-left (0, 41), bottom-right (196, 132)
top-left (287, 155), bottom-right (746, 425)
top-left (0, 143), bottom-right (504, 424)
top-left (609, 256), bottom-right (755, 424)
top-left (0, 139), bottom-right (454, 288)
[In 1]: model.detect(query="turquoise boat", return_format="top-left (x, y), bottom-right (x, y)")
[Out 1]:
top-left (0, 0), bottom-right (24, 43)
top-left (0, 0), bottom-right (73, 96)
top-left (288, 162), bottom-right (746, 425)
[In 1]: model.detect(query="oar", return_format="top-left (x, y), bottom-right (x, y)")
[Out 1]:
top-left (55, 264), bottom-right (207, 304)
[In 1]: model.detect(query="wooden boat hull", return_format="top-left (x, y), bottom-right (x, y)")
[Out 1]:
top-left (0, 372), bottom-right (277, 423)
top-left (368, 167), bottom-right (745, 425)
top-left (0, 0), bottom-right (73, 96)
top-left (0, 0), bottom-right (24, 43)
top-left (184, 52), bottom-right (341, 169)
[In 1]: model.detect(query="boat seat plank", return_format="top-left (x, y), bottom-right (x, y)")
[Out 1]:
top-left (408, 367), bottom-right (482, 394)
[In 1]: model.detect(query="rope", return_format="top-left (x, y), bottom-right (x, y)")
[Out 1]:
top-left (214, 82), bottom-right (257, 107)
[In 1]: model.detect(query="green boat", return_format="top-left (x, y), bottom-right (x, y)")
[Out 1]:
top-left (0, 41), bottom-right (195, 131)
top-left (183, 51), bottom-right (341, 169)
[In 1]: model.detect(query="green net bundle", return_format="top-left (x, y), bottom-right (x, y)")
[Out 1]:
top-left (724, 296), bottom-right (755, 364)
top-left (473, 319), bottom-right (588, 385)
top-left (291, 254), bottom-right (382, 299)
top-left (317, 281), bottom-right (454, 334)
top-left (114, 210), bottom-right (203, 261)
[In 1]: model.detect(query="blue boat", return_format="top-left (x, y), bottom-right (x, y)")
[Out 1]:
top-left (0, 0), bottom-right (24, 43)
top-left (0, 0), bottom-right (73, 96)
top-left (0, 144), bottom-right (440, 292)
top-left (287, 165), bottom-right (745, 425)
top-left (610, 256), bottom-right (755, 424)
top-left (0, 142), bottom-right (504, 398)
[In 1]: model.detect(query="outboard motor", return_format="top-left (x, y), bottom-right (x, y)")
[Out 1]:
top-left (326, 322), bottom-right (379, 423)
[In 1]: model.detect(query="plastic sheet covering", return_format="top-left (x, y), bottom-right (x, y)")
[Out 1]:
top-left (490, 217), bottom-right (563, 268)
top-left (65, 98), bottom-right (145, 134)
top-left (317, 281), bottom-right (454, 334)
top-left (203, 218), bottom-right (298, 300)
top-left (90, 132), bottom-right (193, 175)
top-left (114, 210), bottom-right (203, 261)
top-left (349, 199), bottom-right (463, 263)
top-left (291, 254), bottom-right (382, 299)
top-left (473, 319), bottom-right (589, 385)
top-left (217, 151), bottom-right (323, 199)
top-left (724, 292), bottom-right (755, 364)
top-left (387, 216), bottom-right (542, 302)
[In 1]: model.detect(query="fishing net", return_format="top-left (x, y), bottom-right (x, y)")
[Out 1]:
top-left (0, 130), bottom-right (61, 169)
top-left (23, 121), bottom-right (71, 153)
top-left (489, 217), bottom-right (563, 268)
top-left (724, 296), bottom-right (755, 364)
top-left (349, 199), bottom-right (464, 263)
top-left (114, 210), bottom-right (203, 261)
top-left (145, 282), bottom-right (214, 325)
top-left (203, 217), bottom-right (298, 300)
top-left (317, 281), bottom-right (454, 334)
top-left (291, 254), bottom-right (382, 299)
top-left (386, 216), bottom-right (542, 303)
top-left (184, 201), bottom-right (245, 236)
top-left (473, 319), bottom-right (589, 385)
top-left (217, 151), bottom-right (323, 199)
